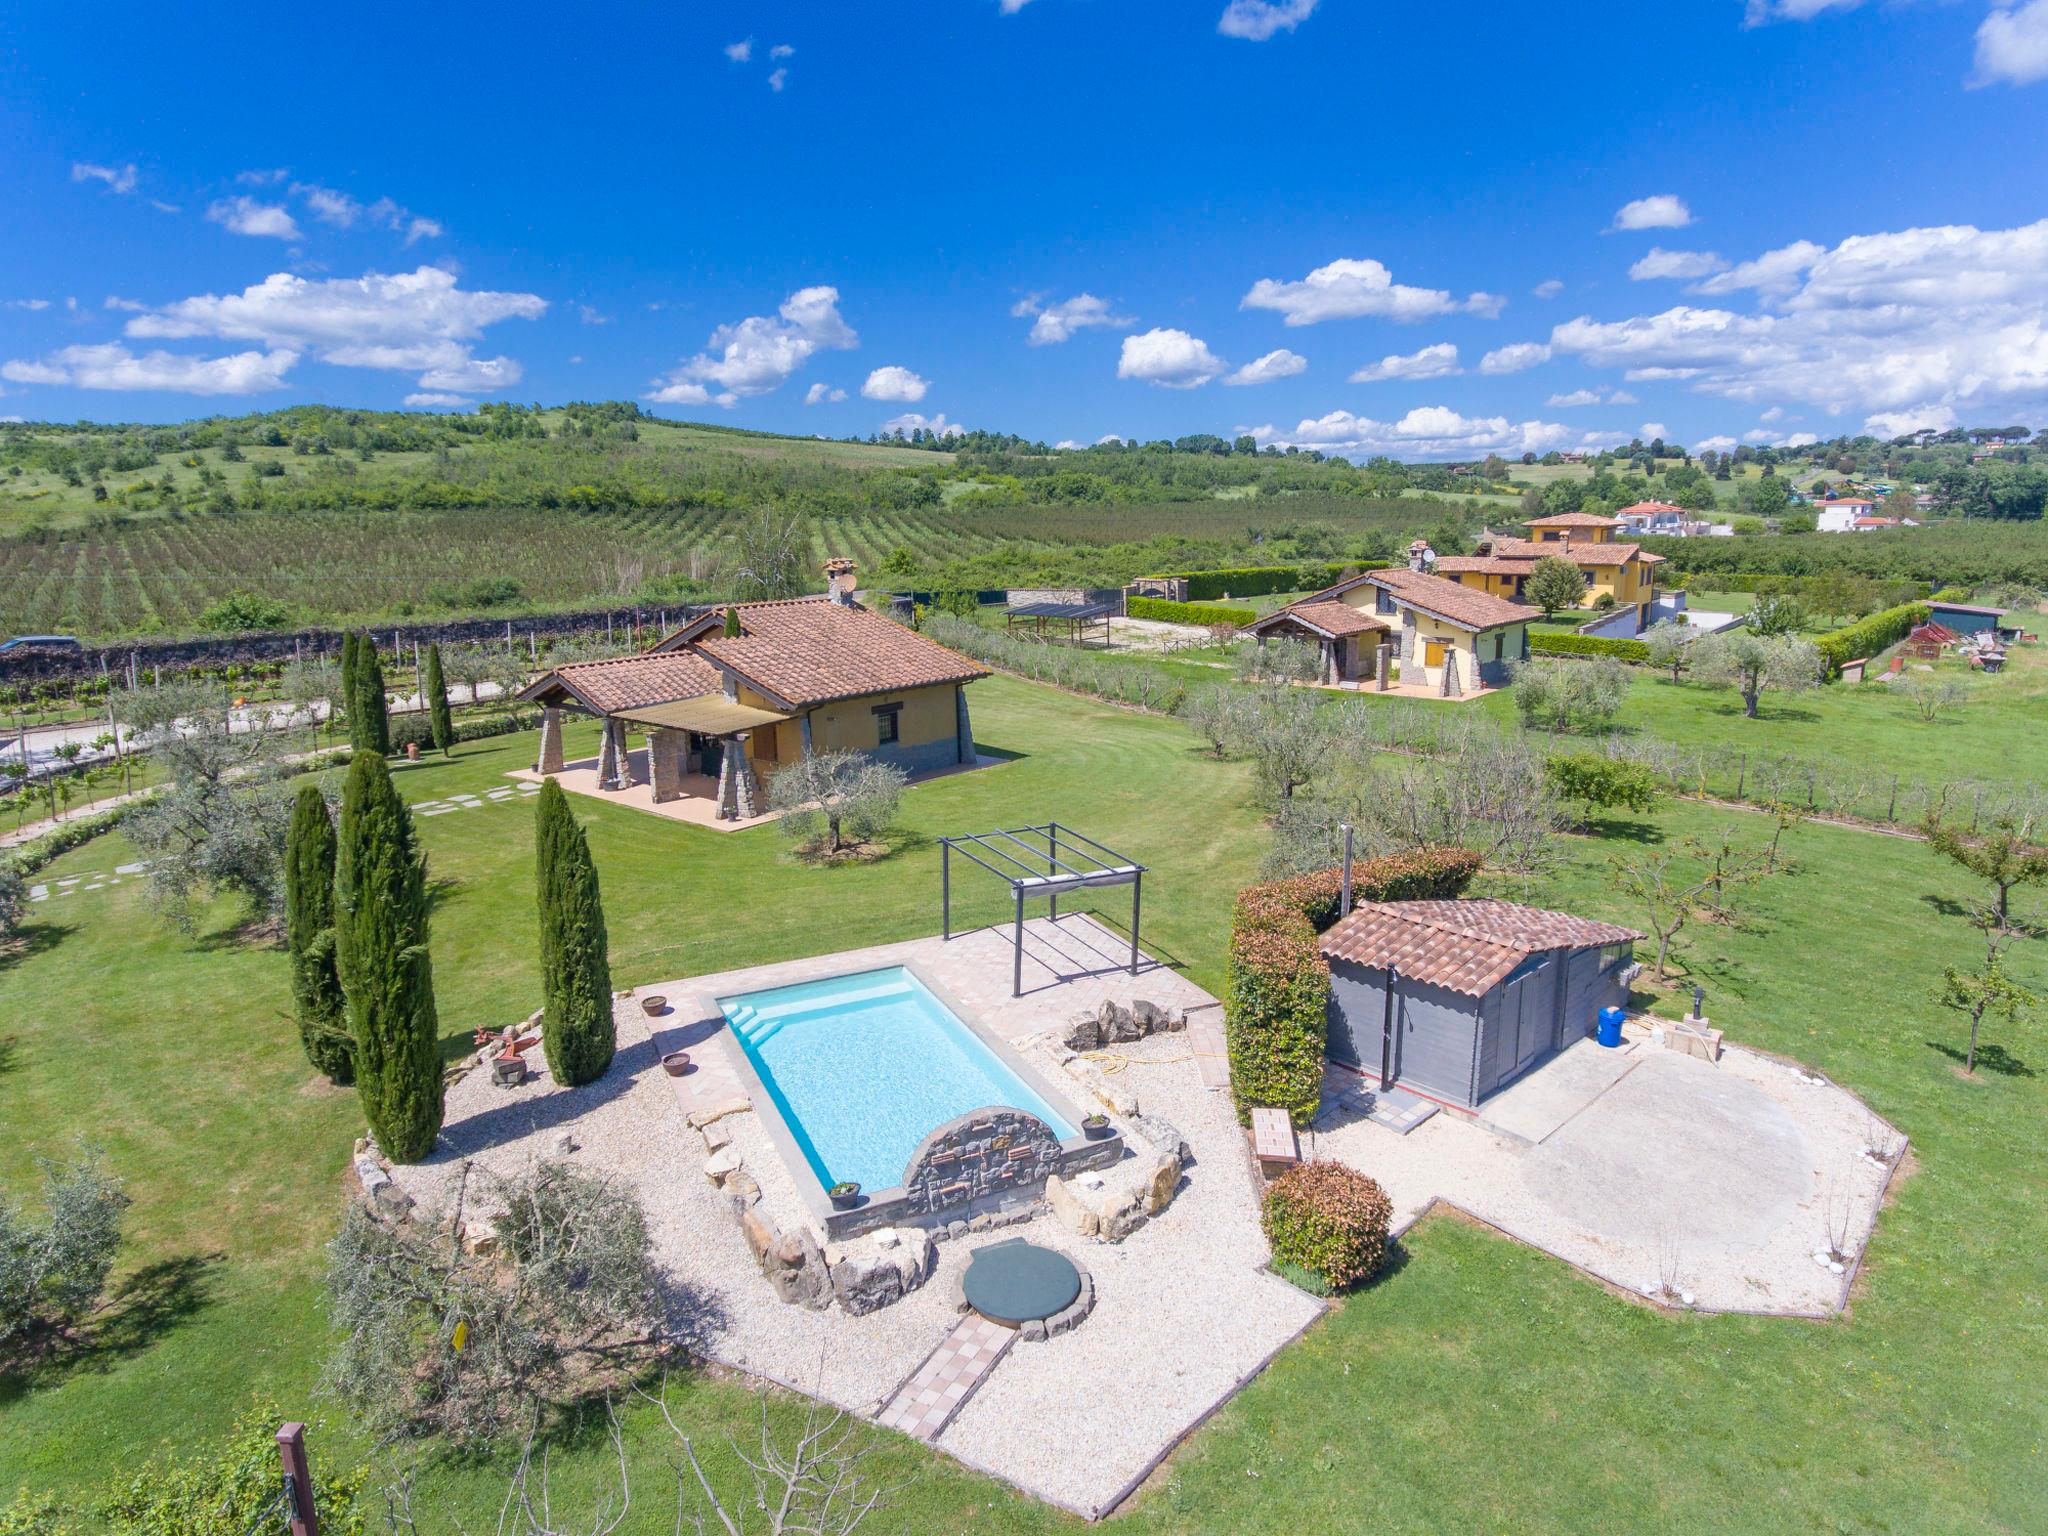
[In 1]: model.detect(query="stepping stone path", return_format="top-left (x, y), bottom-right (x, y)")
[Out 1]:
top-left (874, 1313), bottom-right (1016, 1442)
top-left (414, 784), bottom-right (541, 817)
top-left (26, 861), bottom-right (150, 902)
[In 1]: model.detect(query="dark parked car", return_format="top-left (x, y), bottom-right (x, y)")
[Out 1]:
top-left (0, 635), bottom-right (83, 653)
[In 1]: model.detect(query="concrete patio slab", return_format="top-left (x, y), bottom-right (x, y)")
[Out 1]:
top-left (1475, 1036), bottom-right (1642, 1145)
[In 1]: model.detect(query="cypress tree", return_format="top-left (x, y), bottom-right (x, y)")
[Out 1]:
top-left (341, 632), bottom-right (363, 752)
top-left (534, 778), bottom-right (615, 1086)
top-left (335, 752), bottom-right (443, 1161)
top-left (424, 642), bottom-right (453, 756)
top-left (284, 784), bottom-right (352, 1083)
top-left (358, 637), bottom-right (391, 757)
top-left (722, 606), bottom-right (741, 638)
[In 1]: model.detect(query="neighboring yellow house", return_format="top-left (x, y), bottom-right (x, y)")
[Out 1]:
top-left (518, 559), bottom-right (987, 820)
top-left (1434, 512), bottom-right (1665, 617)
top-left (1247, 546), bottom-right (1536, 697)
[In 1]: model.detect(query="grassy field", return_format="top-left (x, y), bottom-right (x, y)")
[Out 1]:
top-left (3, 673), bottom-right (2046, 1532)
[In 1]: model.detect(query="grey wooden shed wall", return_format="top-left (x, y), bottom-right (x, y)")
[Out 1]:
top-left (1326, 946), bottom-right (1631, 1109)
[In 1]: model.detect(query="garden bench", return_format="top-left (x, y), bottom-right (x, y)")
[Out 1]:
top-left (1250, 1106), bottom-right (1300, 1178)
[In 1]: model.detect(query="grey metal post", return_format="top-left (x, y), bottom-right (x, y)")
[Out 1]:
top-left (1047, 825), bottom-right (1059, 922)
top-left (1129, 870), bottom-right (1142, 975)
top-left (941, 839), bottom-right (950, 940)
top-left (1341, 823), bottom-right (1355, 916)
top-left (1013, 884), bottom-right (1025, 998)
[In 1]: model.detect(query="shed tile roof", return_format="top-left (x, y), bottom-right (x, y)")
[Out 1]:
top-left (1320, 899), bottom-right (1643, 997)
top-left (1247, 600), bottom-right (1388, 639)
top-left (520, 649), bottom-right (723, 714)
top-left (1360, 568), bottom-right (1536, 631)
top-left (691, 597), bottom-right (988, 708)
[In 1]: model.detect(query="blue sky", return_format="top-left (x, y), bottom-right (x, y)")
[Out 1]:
top-left (4, 0), bottom-right (2047, 458)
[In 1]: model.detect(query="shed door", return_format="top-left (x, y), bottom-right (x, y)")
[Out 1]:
top-left (1497, 955), bottom-right (1559, 1084)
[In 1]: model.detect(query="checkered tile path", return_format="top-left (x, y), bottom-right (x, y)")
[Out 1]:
top-left (874, 1314), bottom-right (1017, 1442)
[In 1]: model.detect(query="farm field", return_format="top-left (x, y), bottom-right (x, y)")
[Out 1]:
top-left (3, 672), bottom-right (2045, 1533)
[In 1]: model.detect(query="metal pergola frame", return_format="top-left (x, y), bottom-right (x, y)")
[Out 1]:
top-left (1004, 600), bottom-right (1115, 650)
top-left (939, 822), bottom-right (1148, 996)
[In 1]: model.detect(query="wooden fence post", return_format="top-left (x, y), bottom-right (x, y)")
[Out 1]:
top-left (276, 1422), bottom-right (319, 1536)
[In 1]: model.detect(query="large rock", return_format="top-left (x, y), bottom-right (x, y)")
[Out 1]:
top-left (1104, 1000), bottom-right (1143, 1044)
top-left (704, 1146), bottom-right (744, 1186)
top-left (1063, 1012), bottom-right (1102, 1052)
top-left (724, 1169), bottom-right (762, 1213)
top-left (1130, 999), bottom-right (1174, 1034)
top-left (767, 1229), bottom-right (833, 1311)
top-left (1131, 1113), bottom-right (1191, 1166)
top-left (1045, 1174), bottom-right (1099, 1237)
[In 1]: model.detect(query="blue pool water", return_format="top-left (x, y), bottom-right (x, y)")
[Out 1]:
top-left (719, 967), bottom-right (1077, 1195)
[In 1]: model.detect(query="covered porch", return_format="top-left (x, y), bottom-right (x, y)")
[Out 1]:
top-left (521, 691), bottom-right (794, 826)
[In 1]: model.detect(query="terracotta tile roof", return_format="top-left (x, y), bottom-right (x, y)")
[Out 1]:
top-left (1363, 568), bottom-right (1536, 631)
top-left (521, 649), bottom-right (723, 713)
top-left (1248, 600), bottom-right (1388, 639)
top-left (1614, 501), bottom-right (1686, 518)
top-left (1491, 536), bottom-right (1648, 567)
top-left (1527, 512), bottom-right (1624, 528)
top-left (1320, 899), bottom-right (1643, 997)
top-left (1431, 555), bottom-right (1529, 577)
top-left (692, 598), bottom-right (989, 708)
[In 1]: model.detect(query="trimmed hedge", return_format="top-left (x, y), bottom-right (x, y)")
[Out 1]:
top-left (1125, 596), bottom-right (1260, 628)
top-left (389, 706), bottom-right (541, 752)
top-left (1264, 1160), bottom-right (1393, 1290)
top-left (1171, 564), bottom-right (1350, 601)
top-left (4, 805), bottom-right (136, 877)
top-left (1530, 631), bottom-right (1651, 663)
top-left (1228, 847), bottom-right (1480, 1126)
top-left (1815, 601), bottom-right (1930, 679)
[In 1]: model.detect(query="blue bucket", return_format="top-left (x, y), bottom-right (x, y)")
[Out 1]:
top-left (1596, 1007), bottom-right (1625, 1048)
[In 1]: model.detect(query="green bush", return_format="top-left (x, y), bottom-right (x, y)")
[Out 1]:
top-left (3, 806), bottom-right (133, 878)
top-left (1530, 631), bottom-right (1650, 663)
top-left (1125, 596), bottom-right (1260, 628)
top-left (1263, 1160), bottom-right (1393, 1290)
top-left (1814, 601), bottom-right (1930, 679)
top-left (1171, 564), bottom-right (1350, 601)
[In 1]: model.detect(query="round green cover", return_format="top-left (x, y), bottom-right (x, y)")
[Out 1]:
top-left (962, 1239), bottom-right (1081, 1325)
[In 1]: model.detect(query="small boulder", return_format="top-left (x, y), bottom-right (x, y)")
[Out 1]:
top-left (1045, 1174), bottom-right (1098, 1237)
top-left (1130, 999), bottom-right (1170, 1035)
top-left (1062, 1012), bottom-right (1102, 1052)
top-left (553, 1132), bottom-right (579, 1157)
top-left (1131, 1114), bottom-right (1191, 1166)
top-left (704, 1146), bottom-right (745, 1186)
top-left (831, 1249), bottom-right (905, 1316)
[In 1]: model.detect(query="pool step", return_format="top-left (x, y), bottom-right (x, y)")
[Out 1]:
top-left (721, 978), bottom-right (918, 1048)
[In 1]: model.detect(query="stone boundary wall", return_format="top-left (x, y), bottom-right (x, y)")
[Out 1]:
top-left (0, 603), bottom-right (712, 686)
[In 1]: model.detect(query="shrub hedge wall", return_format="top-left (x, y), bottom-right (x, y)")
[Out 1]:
top-left (1530, 631), bottom-right (1651, 663)
top-left (1814, 601), bottom-right (1930, 678)
top-left (1172, 564), bottom-right (1350, 601)
top-left (1125, 596), bottom-right (1261, 628)
top-left (1227, 847), bottom-right (1480, 1126)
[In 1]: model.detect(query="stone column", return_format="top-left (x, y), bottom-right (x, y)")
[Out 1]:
top-left (536, 706), bottom-right (565, 775)
top-left (715, 733), bottom-right (760, 820)
top-left (1376, 642), bottom-right (1392, 692)
top-left (649, 728), bottom-right (685, 803)
top-left (597, 717), bottom-right (627, 790)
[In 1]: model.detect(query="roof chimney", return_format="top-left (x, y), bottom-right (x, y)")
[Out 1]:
top-left (824, 557), bottom-right (858, 606)
top-left (1407, 538), bottom-right (1432, 573)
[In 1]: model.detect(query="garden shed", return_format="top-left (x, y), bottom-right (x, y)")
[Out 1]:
top-left (1926, 600), bottom-right (2008, 638)
top-left (1318, 900), bottom-right (1641, 1108)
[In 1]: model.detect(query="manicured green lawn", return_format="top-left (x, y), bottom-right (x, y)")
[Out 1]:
top-left (3, 673), bottom-right (2045, 1532)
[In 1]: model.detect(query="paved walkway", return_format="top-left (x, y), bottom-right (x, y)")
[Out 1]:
top-left (874, 1315), bottom-right (1015, 1441)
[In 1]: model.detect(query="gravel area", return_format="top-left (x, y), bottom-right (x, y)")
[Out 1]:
top-left (1314, 1037), bottom-right (1901, 1316)
top-left (385, 920), bottom-right (1324, 1518)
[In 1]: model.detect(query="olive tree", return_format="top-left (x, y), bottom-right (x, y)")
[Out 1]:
top-left (1691, 631), bottom-right (1821, 719)
top-left (1180, 683), bottom-right (1248, 757)
top-left (1526, 555), bottom-right (1588, 618)
top-left (0, 1144), bottom-right (128, 1354)
top-left (1511, 656), bottom-right (1631, 735)
top-left (1236, 636), bottom-right (1322, 685)
top-left (1238, 682), bottom-right (1337, 804)
top-left (1641, 620), bottom-right (1694, 684)
top-left (769, 750), bottom-right (908, 854)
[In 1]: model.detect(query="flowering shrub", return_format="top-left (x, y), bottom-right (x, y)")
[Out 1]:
top-left (1263, 1160), bottom-right (1393, 1289)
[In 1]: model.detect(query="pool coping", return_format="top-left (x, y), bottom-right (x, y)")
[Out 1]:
top-left (712, 956), bottom-right (1123, 1239)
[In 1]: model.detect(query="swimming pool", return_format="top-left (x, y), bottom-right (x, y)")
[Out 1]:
top-left (720, 966), bottom-right (1081, 1198)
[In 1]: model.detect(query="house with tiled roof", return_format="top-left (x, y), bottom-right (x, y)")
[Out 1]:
top-left (518, 559), bottom-right (987, 820)
top-left (1319, 898), bottom-right (1642, 1107)
top-left (1431, 511), bottom-right (1667, 628)
top-left (1243, 543), bottom-right (1535, 697)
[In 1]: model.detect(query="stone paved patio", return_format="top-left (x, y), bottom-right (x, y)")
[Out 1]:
top-left (383, 915), bottom-right (1323, 1520)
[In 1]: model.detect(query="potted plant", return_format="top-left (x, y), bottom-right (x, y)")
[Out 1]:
top-left (661, 1050), bottom-right (692, 1077)
top-left (640, 994), bottom-right (668, 1017)
top-left (1081, 1113), bottom-right (1112, 1140)
top-left (828, 1181), bottom-right (862, 1210)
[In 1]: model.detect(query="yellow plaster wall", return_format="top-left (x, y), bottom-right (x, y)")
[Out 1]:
top-left (804, 682), bottom-right (961, 754)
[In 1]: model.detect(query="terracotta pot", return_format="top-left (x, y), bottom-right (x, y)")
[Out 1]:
top-left (661, 1050), bottom-right (692, 1077)
top-left (1082, 1116), bottom-right (1113, 1140)
top-left (406, 742), bottom-right (420, 761)
top-left (640, 995), bottom-right (668, 1017)
top-left (829, 1183), bottom-right (863, 1210)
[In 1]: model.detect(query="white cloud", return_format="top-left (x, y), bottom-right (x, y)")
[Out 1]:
top-left (881, 411), bottom-right (964, 438)
top-left (1610, 195), bottom-right (1693, 232)
top-left (1760, 405), bottom-right (1785, 421)
top-left (2, 342), bottom-right (296, 395)
top-left (1096, 433), bottom-right (1124, 445)
top-left (1117, 328), bottom-right (1226, 388)
top-left (1479, 341), bottom-right (1551, 375)
top-left (1055, 439), bottom-right (1086, 451)
top-left (1863, 405), bottom-right (1958, 438)
top-left (1639, 422), bottom-right (1669, 439)
top-left (1349, 342), bottom-right (1461, 383)
top-left (1217, 0), bottom-right (1319, 40)
top-left (1691, 241), bottom-right (1825, 299)
top-left (1975, 0), bottom-right (2048, 86)
top-left (404, 392), bottom-right (470, 408)
top-left (71, 162), bottom-right (138, 195)
top-left (125, 265), bottom-right (543, 393)
top-left (1224, 349), bottom-right (1307, 386)
top-left (999, 0), bottom-right (1037, 11)
top-left (5, 299), bottom-right (50, 312)
top-left (1743, 0), bottom-right (1866, 24)
top-left (296, 184), bottom-right (361, 226)
top-left (1610, 389), bottom-right (1639, 405)
top-left (770, 43), bottom-right (795, 59)
top-left (205, 196), bottom-right (302, 240)
top-left (1550, 218), bottom-right (2048, 420)
top-left (1781, 432), bottom-right (1819, 447)
top-left (768, 67), bottom-right (788, 91)
top-left (862, 365), bottom-right (930, 402)
top-left (804, 382), bottom-right (847, 405)
top-left (1011, 292), bottom-right (1133, 345)
top-left (725, 38), bottom-right (753, 62)
top-left (1533, 278), bottom-right (1565, 299)
top-left (1241, 257), bottom-right (1499, 326)
top-left (649, 285), bottom-right (857, 405)
top-left (576, 304), bottom-right (612, 326)
top-left (237, 167), bottom-right (289, 186)
top-left (1545, 388), bottom-right (1603, 407)
top-left (1629, 247), bottom-right (1730, 281)
top-left (1244, 404), bottom-right (1599, 461)
top-left (1696, 435), bottom-right (1739, 452)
